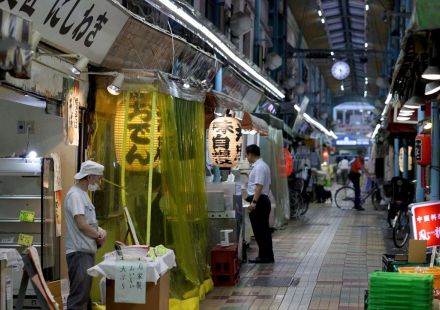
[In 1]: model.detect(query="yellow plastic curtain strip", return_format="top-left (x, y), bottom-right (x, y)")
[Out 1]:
top-left (146, 92), bottom-right (157, 245)
top-left (121, 93), bottom-right (129, 208)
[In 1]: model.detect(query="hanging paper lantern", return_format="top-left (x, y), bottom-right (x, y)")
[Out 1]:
top-left (208, 117), bottom-right (243, 168)
top-left (114, 91), bottom-right (161, 172)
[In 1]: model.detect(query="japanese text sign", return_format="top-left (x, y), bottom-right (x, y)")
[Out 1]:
top-left (115, 260), bottom-right (147, 304)
top-left (411, 201), bottom-right (440, 247)
top-left (19, 210), bottom-right (35, 222)
top-left (0, 0), bottom-right (129, 64)
top-left (18, 233), bottom-right (33, 246)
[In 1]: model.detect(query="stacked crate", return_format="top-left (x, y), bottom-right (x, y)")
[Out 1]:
top-left (210, 244), bottom-right (239, 286)
top-left (368, 272), bottom-right (433, 310)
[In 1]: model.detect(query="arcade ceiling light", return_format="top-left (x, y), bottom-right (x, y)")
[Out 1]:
top-left (143, 0), bottom-right (285, 100)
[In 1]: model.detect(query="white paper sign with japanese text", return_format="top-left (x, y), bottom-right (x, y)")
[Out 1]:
top-left (115, 260), bottom-right (147, 304)
top-left (0, 0), bottom-right (129, 64)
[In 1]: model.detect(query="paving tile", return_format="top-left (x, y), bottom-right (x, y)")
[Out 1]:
top-left (201, 201), bottom-right (398, 309)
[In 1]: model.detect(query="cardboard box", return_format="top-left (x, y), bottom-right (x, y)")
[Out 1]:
top-left (46, 279), bottom-right (68, 310)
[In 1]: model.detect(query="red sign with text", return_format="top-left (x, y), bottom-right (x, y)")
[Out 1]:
top-left (411, 201), bottom-right (440, 247)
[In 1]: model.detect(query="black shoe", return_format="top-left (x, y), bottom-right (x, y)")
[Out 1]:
top-left (353, 207), bottom-right (365, 211)
top-left (249, 257), bottom-right (275, 264)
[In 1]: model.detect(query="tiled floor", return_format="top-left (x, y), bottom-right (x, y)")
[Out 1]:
top-left (201, 201), bottom-right (398, 310)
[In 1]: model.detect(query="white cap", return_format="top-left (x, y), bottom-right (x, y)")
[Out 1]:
top-left (74, 160), bottom-right (104, 180)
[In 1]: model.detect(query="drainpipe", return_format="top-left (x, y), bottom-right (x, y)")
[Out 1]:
top-left (431, 101), bottom-right (440, 201)
top-left (253, 0), bottom-right (260, 65)
top-left (416, 106), bottom-right (425, 202)
top-left (213, 67), bottom-right (223, 183)
top-left (394, 138), bottom-right (400, 177)
top-left (403, 138), bottom-right (409, 179)
top-left (271, 0), bottom-right (279, 80)
top-left (405, 0), bottom-right (413, 30)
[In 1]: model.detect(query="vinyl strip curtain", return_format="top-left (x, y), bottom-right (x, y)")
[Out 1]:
top-left (261, 127), bottom-right (290, 228)
top-left (89, 83), bottom-right (210, 304)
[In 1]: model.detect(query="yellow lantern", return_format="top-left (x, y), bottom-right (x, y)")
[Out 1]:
top-left (208, 116), bottom-right (243, 168)
top-left (114, 91), bottom-right (161, 171)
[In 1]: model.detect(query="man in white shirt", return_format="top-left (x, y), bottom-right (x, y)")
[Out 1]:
top-left (245, 144), bottom-right (274, 263)
top-left (65, 160), bottom-right (107, 310)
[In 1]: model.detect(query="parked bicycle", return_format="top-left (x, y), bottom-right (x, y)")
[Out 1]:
top-left (289, 173), bottom-right (309, 217)
top-left (391, 203), bottom-right (411, 248)
top-left (335, 179), bottom-right (381, 210)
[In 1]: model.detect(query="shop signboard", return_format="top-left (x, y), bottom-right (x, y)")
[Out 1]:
top-left (0, 0), bottom-right (129, 64)
top-left (63, 79), bottom-right (81, 146)
top-left (411, 201), bottom-right (440, 247)
top-left (115, 260), bottom-right (147, 304)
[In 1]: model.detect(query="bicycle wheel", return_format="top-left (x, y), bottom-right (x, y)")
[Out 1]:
top-left (371, 189), bottom-right (380, 210)
top-left (335, 186), bottom-right (355, 210)
top-left (393, 211), bottom-right (410, 248)
top-left (299, 194), bottom-right (309, 216)
top-left (290, 191), bottom-right (301, 218)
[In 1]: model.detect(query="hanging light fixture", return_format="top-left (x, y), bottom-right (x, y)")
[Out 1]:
top-left (397, 116), bottom-right (411, 121)
top-left (404, 80), bottom-right (425, 109)
top-left (422, 40), bottom-right (440, 80)
top-left (107, 73), bottom-right (125, 96)
top-left (208, 117), bottom-right (243, 168)
top-left (71, 56), bottom-right (89, 75)
top-left (425, 81), bottom-right (440, 95)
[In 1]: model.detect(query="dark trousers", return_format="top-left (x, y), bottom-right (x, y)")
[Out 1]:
top-left (67, 252), bottom-right (95, 310)
top-left (249, 195), bottom-right (274, 260)
top-left (350, 172), bottom-right (361, 208)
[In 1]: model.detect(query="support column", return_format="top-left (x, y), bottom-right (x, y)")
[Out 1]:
top-left (416, 107), bottom-right (425, 202)
top-left (394, 138), bottom-right (400, 177)
top-left (403, 138), bottom-right (409, 179)
top-left (431, 101), bottom-right (440, 200)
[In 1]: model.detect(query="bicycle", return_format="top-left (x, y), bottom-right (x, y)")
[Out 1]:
top-left (391, 203), bottom-right (411, 248)
top-left (289, 175), bottom-right (309, 217)
top-left (334, 179), bottom-right (380, 210)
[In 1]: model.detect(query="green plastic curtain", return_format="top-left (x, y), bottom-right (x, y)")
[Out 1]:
top-left (88, 83), bottom-right (210, 303)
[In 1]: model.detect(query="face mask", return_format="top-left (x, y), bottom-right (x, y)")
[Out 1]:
top-left (88, 183), bottom-right (99, 191)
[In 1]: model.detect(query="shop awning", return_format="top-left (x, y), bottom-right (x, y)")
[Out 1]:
top-left (410, 0), bottom-right (440, 31)
top-left (241, 112), bottom-right (269, 136)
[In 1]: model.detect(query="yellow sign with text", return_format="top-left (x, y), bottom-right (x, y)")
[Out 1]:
top-left (19, 210), bottom-right (35, 222)
top-left (18, 234), bottom-right (33, 247)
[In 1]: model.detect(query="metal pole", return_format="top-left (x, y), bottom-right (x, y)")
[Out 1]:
top-left (431, 101), bottom-right (440, 200)
top-left (403, 138), bottom-right (409, 179)
top-left (416, 107), bottom-right (425, 202)
top-left (253, 0), bottom-right (260, 64)
top-left (394, 138), bottom-right (400, 177)
top-left (213, 67), bottom-right (223, 183)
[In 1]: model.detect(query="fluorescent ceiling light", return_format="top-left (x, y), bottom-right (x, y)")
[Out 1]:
top-left (330, 51), bottom-right (334, 56)
top-left (399, 111), bottom-right (414, 116)
top-left (385, 93), bottom-right (392, 105)
top-left (318, 9), bottom-right (322, 16)
top-left (144, 0), bottom-right (284, 99)
top-left (397, 116), bottom-right (410, 121)
top-left (364, 42), bottom-right (369, 48)
top-left (365, 77), bottom-right (368, 85)
top-left (365, 4), bottom-right (370, 11)
top-left (321, 18), bottom-right (325, 24)
top-left (372, 124), bottom-right (380, 139)
top-left (340, 84), bottom-right (344, 91)
top-left (425, 81), bottom-right (440, 95)
top-left (422, 66), bottom-right (440, 81)
top-left (364, 91), bottom-right (368, 97)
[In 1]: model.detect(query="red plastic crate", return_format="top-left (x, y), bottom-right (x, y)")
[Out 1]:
top-left (212, 272), bottom-right (240, 286)
top-left (211, 244), bottom-right (239, 276)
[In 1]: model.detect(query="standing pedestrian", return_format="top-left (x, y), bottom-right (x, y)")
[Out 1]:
top-left (245, 144), bottom-right (274, 263)
top-left (65, 160), bottom-right (107, 310)
top-left (349, 151), bottom-right (369, 211)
